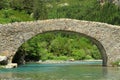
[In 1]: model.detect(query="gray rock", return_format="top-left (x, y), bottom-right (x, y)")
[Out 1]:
top-left (0, 56), bottom-right (8, 65)
top-left (5, 63), bottom-right (17, 68)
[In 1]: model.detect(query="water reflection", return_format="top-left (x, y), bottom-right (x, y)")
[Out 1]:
top-left (0, 62), bottom-right (120, 80)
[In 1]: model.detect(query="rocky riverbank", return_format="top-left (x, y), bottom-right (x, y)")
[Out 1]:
top-left (0, 55), bottom-right (18, 68)
top-left (0, 63), bottom-right (17, 69)
top-left (36, 60), bottom-right (102, 64)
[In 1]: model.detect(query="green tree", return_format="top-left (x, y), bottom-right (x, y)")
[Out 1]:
top-left (71, 49), bottom-right (86, 60)
top-left (33, 0), bottom-right (48, 20)
top-left (10, 0), bottom-right (33, 14)
top-left (10, 0), bottom-right (24, 10)
top-left (0, 0), bottom-right (9, 9)
top-left (22, 0), bottom-right (34, 14)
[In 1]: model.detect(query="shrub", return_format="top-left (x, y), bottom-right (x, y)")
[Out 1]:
top-left (72, 49), bottom-right (86, 60)
top-left (85, 55), bottom-right (94, 60)
top-left (111, 60), bottom-right (120, 67)
top-left (0, 9), bottom-right (34, 24)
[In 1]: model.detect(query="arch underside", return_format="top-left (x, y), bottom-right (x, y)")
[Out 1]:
top-left (12, 30), bottom-right (107, 66)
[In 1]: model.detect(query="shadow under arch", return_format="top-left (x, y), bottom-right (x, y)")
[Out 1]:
top-left (12, 30), bottom-right (107, 66)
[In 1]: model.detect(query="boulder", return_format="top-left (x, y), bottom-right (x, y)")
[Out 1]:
top-left (0, 56), bottom-right (8, 65)
top-left (5, 63), bottom-right (17, 68)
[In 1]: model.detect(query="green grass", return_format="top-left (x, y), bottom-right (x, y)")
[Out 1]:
top-left (0, 9), bottom-right (34, 24)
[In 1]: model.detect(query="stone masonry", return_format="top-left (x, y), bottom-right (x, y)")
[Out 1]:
top-left (0, 18), bottom-right (120, 66)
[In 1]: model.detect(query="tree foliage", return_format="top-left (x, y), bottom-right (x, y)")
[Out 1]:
top-left (10, 0), bottom-right (33, 13)
top-left (0, 0), bottom-right (120, 25)
top-left (33, 0), bottom-right (48, 20)
top-left (0, 0), bottom-right (9, 9)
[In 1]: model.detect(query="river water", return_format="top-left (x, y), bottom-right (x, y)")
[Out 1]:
top-left (0, 61), bottom-right (120, 80)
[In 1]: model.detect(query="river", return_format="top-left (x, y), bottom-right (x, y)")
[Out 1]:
top-left (0, 61), bottom-right (120, 80)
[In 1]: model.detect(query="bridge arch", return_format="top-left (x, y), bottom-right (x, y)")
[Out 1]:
top-left (12, 30), bottom-right (107, 66)
top-left (0, 19), bottom-right (120, 66)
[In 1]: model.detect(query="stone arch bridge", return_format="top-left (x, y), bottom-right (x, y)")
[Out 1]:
top-left (0, 19), bottom-right (120, 66)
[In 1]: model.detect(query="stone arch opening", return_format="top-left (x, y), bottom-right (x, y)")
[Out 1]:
top-left (77, 32), bottom-right (107, 66)
top-left (12, 30), bottom-right (107, 66)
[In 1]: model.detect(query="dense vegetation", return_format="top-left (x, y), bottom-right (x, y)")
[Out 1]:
top-left (13, 31), bottom-right (101, 64)
top-left (1, 0), bottom-right (119, 63)
top-left (0, 0), bottom-right (120, 25)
